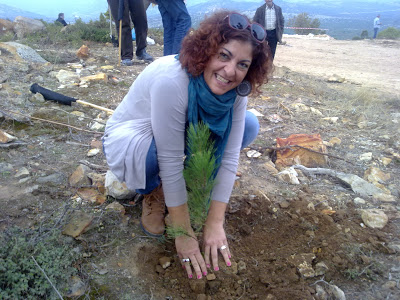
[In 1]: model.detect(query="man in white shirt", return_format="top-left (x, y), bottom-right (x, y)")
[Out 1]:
top-left (253, 0), bottom-right (285, 60)
top-left (373, 14), bottom-right (381, 39)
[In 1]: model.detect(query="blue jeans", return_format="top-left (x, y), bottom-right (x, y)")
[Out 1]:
top-left (373, 28), bottom-right (379, 39)
top-left (157, 0), bottom-right (191, 56)
top-left (136, 111), bottom-right (260, 194)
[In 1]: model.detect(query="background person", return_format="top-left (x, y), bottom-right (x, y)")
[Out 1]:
top-left (103, 10), bottom-right (271, 280)
top-left (253, 0), bottom-right (284, 60)
top-left (373, 14), bottom-right (381, 39)
top-left (107, 0), bottom-right (154, 65)
top-left (156, 0), bottom-right (191, 56)
top-left (56, 13), bottom-right (68, 26)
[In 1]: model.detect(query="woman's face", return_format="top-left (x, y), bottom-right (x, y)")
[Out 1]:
top-left (203, 39), bottom-right (253, 95)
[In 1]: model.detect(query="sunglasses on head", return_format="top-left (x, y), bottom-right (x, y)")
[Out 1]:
top-left (227, 13), bottom-right (266, 43)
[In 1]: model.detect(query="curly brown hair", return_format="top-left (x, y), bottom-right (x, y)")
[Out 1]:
top-left (179, 10), bottom-right (272, 94)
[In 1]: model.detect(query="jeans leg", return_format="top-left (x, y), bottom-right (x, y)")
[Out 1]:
top-left (241, 111), bottom-right (260, 149)
top-left (170, 1), bottom-right (191, 54)
top-left (158, 0), bottom-right (191, 55)
top-left (136, 139), bottom-right (161, 194)
top-left (373, 28), bottom-right (378, 39)
top-left (158, 1), bottom-right (174, 55)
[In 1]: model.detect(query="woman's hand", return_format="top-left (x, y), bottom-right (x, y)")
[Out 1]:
top-left (175, 228), bottom-right (207, 279)
top-left (202, 201), bottom-right (232, 271)
top-left (167, 203), bottom-right (207, 279)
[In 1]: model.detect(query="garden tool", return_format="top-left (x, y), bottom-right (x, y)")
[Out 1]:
top-left (30, 83), bottom-right (114, 115)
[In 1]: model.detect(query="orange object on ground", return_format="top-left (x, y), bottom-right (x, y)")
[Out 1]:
top-left (275, 133), bottom-right (327, 169)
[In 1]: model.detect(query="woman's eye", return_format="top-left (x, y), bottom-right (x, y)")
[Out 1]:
top-left (218, 52), bottom-right (229, 60)
top-left (238, 62), bottom-right (249, 70)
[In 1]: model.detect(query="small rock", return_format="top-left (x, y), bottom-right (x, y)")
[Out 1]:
top-left (315, 261), bottom-right (329, 276)
top-left (263, 161), bottom-right (279, 175)
top-left (364, 166), bottom-right (390, 184)
top-left (359, 152), bottom-right (372, 161)
top-left (353, 197), bottom-right (366, 205)
top-left (56, 69), bottom-right (80, 84)
top-left (105, 202), bottom-right (125, 214)
top-left (105, 170), bottom-right (135, 200)
top-left (87, 148), bottom-right (100, 157)
top-left (373, 193), bottom-right (396, 203)
top-left (246, 150), bottom-right (262, 158)
top-left (206, 273), bottom-right (216, 281)
top-left (361, 209), bottom-right (388, 229)
top-left (14, 167), bottom-right (29, 178)
top-left (65, 276), bottom-right (86, 298)
top-left (89, 121), bottom-right (106, 131)
top-left (189, 280), bottom-right (206, 294)
top-left (279, 200), bottom-right (290, 208)
top-left (382, 281), bottom-right (397, 290)
top-left (158, 256), bottom-right (172, 269)
top-left (329, 137), bottom-right (342, 146)
top-left (277, 167), bottom-right (300, 185)
top-left (0, 130), bottom-right (17, 143)
top-left (328, 74), bottom-right (345, 83)
top-left (155, 264), bottom-right (164, 274)
top-left (237, 260), bottom-right (247, 273)
top-left (69, 164), bottom-right (92, 187)
top-left (77, 45), bottom-right (90, 59)
top-left (288, 253), bottom-right (316, 278)
top-left (62, 211), bottom-right (94, 238)
top-left (381, 157), bottom-right (392, 166)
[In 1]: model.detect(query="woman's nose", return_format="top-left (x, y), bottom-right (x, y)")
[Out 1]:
top-left (224, 62), bottom-right (236, 77)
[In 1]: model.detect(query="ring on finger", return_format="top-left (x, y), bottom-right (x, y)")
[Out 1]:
top-left (220, 245), bottom-right (227, 251)
top-left (182, 258), bottom-right (190, 263)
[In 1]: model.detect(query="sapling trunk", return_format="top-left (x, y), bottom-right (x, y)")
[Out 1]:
top-left (166, 122), bottom-right (218, 238)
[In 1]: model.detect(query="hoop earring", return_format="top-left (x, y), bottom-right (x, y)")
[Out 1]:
top-left (236, 80), bottom-right (252, 97)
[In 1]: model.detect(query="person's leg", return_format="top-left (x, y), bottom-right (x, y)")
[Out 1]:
top-left (373, 28), bottom-right (378, 39)
top-left (137, 138), bottom-right (165, 237)
top-left (267, 29), bottom-right (278, 60)
top-left (108, 0), bottom-right (134, 60)
top-left (127, 0), bottom-right (148, 56)
top-left (157, 0), bottom-right (175, 56)
top-left (136, 138), bottom-right (160, 194)
top-left (168, 0), bottom-right (191, 54)
top-left (241, 111), bottom-right (260, 149)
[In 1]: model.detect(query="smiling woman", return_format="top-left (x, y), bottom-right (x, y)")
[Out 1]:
top-left (102, 10), bottom-right (272, 280)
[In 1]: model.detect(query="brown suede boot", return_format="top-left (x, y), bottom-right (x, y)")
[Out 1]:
top-left (140, 185), bottom-right (166, 237)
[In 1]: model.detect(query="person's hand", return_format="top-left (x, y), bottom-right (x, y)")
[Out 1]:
top-left (175, 228), bottom-right (208, 279)
top-left (202, 219), bottom-right (231, 271)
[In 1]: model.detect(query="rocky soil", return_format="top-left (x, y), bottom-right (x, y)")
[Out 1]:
top-left (1, 35), bottom-right (400, 300)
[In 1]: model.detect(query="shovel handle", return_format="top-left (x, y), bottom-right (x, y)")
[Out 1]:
top-left (76, 100), bottom-right (114, 115)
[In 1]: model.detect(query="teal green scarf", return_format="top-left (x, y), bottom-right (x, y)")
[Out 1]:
top-left (187, 74), bottom-right (237, 170)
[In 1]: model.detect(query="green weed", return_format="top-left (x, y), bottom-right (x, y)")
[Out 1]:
top-left (0, 227), bottom-right (80, 299)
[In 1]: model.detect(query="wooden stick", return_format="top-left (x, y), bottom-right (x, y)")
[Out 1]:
top-left (0, 108), bottom-right (103, 134)
top-left (31, 256), bottom-right (64, 300)
top-left (118, 20), bottom-right (122, 66)
top-left (76, 100), bottom-right (114, 115)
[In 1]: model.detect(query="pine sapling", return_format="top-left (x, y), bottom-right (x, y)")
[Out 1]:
top-left (166, 122), bottom-right (218, 238)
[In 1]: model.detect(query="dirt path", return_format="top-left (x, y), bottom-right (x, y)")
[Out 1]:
top-left (275, 35), bottom-right (400, 96)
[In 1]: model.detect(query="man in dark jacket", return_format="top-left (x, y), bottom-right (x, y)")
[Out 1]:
top-left (253, 0), bottom-right (284, 60)
top-left (56, 13), bottom-right (68, 26)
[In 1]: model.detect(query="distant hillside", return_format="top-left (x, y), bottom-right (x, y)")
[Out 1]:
top-left (1, 0), bottom-right (399, 40)
top-left (147, 0), bottom-right (400, 40)
top-left (0, 4), bottom-right (51, 22)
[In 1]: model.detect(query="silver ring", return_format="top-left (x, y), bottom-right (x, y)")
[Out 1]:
top-left (220, 245), bottom-right (227, 251)
top-left (182, 258), bottom-right (190, 263)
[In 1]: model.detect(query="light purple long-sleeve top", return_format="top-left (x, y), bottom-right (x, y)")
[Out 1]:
top-left (103, 55), bottom-right (247, 207)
